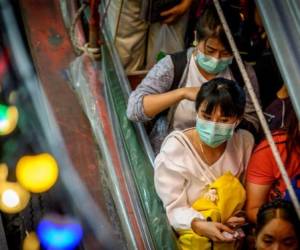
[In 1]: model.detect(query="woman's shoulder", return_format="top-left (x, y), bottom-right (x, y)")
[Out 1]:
top-left (155, 131), bottom-right (192, 172)
top-left (232, 129), bottom-right (254, 144)
top-left (229, 129), bottom-right (255, 154)
top-left (254, 131), bottom-right (287, 153)
top-left (158, 130), bottom-right (197, 164)
top-left (148, 55), bottom-right (173, 77)
top-left (160, 130), bottom-right (188, 155)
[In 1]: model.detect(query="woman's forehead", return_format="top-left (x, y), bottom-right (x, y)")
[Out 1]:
top-left (260, 218), bottom-right (296, 238)
top-left (205, 37), bottom-right (226, 50)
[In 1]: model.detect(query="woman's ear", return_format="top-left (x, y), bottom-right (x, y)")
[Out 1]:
top-left (235, 119), bottom-right (241, 128)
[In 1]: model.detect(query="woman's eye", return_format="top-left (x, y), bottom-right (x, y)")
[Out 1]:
top-left (262, 239), bottom-right (273, 245)
top-left (220, 119), bottom-right (229, 123)
top-left (283, 238), bottom-right (296, 246)
top-left (202, 114), bottom-right (211, 120)
top-left (205, 49), bottom-right (215, 54)
top-left (221, 52), bottom-right (231, 57)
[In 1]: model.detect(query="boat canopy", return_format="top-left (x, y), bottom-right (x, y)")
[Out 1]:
top-left (256, 0), bottom-right (300, 121)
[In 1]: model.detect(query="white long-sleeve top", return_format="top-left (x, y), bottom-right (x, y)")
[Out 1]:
top-left (154, 129), bottom-right (254, 230)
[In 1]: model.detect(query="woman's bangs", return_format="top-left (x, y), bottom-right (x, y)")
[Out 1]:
top-left (203, 90), bottom-right (237, 117)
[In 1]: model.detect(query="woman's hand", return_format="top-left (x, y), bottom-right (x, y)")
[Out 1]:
top-left (160, 0), bottom-right (193, 24)
top-left (191, 219), bottom-right (235, 242)
top-left (182, 87), bottom-right (200, 101)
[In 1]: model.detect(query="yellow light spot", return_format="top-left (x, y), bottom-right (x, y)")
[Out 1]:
top-left (23, 232), bottom-right (40, 250)
top-left (16, 153), bottom-right (59, 193)
top-left (0, 164), bottom-right (8, 182)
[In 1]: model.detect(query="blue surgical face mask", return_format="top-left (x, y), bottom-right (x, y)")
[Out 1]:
top-left (195, 51), bottom-right (233, 74)
top-left (196, 116), bottom-right (236, 148)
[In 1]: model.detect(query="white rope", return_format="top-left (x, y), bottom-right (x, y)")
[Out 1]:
top-left (213, 0), bottom-right (300, 219)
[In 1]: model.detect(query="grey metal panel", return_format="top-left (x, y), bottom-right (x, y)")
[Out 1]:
top-left (0, 215), bottom-right (8, 250)
top-left (255, 0), bottom-right (300, 120)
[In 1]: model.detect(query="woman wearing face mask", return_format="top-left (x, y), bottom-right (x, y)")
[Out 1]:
top-left (154, 78), bottom-right (254, 249)
top-left (255, 199), bottom-right (299, 250)
top-left (127, 3), bottom-right (260, 153)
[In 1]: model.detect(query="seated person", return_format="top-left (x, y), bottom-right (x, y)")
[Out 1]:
top-left (255, 199), bottom-right (299, 250)
top-left (127, 3), bottom-right (260, 153)
top-left (246, 109), bottom-right (300, 223)
top-left (154, 78), bottom-right (254, 249)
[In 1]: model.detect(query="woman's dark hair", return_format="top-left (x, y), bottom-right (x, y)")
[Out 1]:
top-left (195, 77), bottom-right (245, 118)
top-left (256, 199), bottom-right (300, 235)
top-left (196, 3), bottom-right (242, 52)
top-left (286, 110), bottom-right (300, 165)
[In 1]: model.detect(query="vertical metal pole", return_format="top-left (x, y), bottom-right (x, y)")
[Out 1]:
top-left (89, 0), bottom-right (100, 48)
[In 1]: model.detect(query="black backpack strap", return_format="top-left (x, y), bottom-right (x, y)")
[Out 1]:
top-left (170, 50), bottom-right (188, 90)
top-left (229, 58), bottom-right (245, 87)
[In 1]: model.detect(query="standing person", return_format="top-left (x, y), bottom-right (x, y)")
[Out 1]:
top-left (127, 3), bottom-right (260, 153)
top-left (107, 0), bottom-right (193, 73)
top-left (246, 110), bottom-right (300, 223)
top-left (255, 199), bottom-right (299, 250)
top-left (154, 78), bottom-right (254, 249)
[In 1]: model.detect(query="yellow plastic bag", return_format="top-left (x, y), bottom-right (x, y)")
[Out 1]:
top-left (178, 172), bottom-right (246, 250)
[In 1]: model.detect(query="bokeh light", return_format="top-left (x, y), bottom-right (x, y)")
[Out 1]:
top-left (0, 104), bottom-right (18, 136)
top-left (0, 181), bottom-right (30, 213)
top-left (2, 189), bottom-right (20, 207)
top-left (16, 153), bottom-right (59, 193)
top-left (37, 214), bottom-right (83, 250)
top-left (23, 232), bottom-right (40, 250)
top-left (0, 163), bottom-right (8, 181)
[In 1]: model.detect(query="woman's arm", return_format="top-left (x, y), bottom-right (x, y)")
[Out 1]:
top-left (245, 182), bottom-right (271, 223)
top-left (154, 144), bottom-right (204, 230)
top-left (127, 55), bottom-right (174, 122)
top-left (127, 55), bottom-right (199, 121)
top-left (160, 0), bottom-right (193, 24)
top-left (245, 141), bottom-right (275, 223)
top-left (143, 86), bottom-right (199, 118)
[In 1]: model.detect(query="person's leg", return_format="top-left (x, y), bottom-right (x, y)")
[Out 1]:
top-left (113, 0), bottom-right (148, 73)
